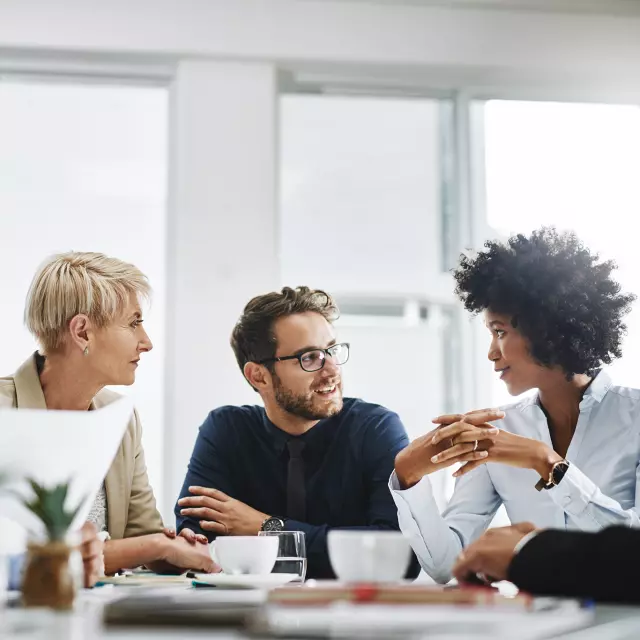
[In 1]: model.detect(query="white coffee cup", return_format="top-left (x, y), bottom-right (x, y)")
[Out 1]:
top-left (212, 536), bottom-right (278, 575)
top-left (328, 531), bottom-right (411, 583)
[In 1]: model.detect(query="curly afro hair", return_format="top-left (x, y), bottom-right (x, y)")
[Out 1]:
top-left (453, 227), bottom-right (636, 377)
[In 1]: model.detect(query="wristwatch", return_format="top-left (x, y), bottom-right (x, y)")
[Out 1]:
top-left (535, 459), bottom-right (570, 491)
top-left (260, 516), bottom-right (285, 532)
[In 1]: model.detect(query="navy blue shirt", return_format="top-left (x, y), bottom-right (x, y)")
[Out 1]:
top-left (175, 398), bottom-right (418, 579)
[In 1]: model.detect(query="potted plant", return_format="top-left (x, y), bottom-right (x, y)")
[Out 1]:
top-left (18, 479), bottom-right (83, 610)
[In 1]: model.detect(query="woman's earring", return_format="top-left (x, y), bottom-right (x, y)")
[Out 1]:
top-left (83, 346), bottom-right (89, 356)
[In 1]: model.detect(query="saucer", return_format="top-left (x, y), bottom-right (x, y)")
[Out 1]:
top-left (191, 572), bottom-right (299, 589)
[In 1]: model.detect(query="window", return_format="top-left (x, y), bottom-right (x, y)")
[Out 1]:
top-left (473, 99), bottom-right (640, 529)
top-left (0, 79), bottom-right (168, 513)
top-left (480, 100), bottom-right (640, 407)
top-left (280, 94), bottom-right (453, 293)
top-left (280, 93), bottom-right (461, 510)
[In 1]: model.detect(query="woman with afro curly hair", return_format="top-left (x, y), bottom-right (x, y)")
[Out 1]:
top-left (392, 227), bottom-right (640, 584)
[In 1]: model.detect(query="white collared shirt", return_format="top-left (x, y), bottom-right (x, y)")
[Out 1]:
top-left (390, 371), bottom-right (640, 583)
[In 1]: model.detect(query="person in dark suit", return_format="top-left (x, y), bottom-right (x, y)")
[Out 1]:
top-left (175, 286), bottom-right (420, 580)
top-left (453, 523), bottom-right (640, 604)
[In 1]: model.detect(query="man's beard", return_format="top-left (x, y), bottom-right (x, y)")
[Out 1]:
top-left (272, 372), bottom-right (343, 420)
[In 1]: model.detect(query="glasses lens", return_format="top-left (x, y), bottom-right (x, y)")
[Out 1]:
top-left (299, 350), bottom-right (325, 372)
top-left (329, 343), bottom-right (349, 365)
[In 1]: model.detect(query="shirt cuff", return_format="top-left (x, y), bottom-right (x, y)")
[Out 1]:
top-left (389, 470), bottom-right (433, 498)
top-left (513, 530), bottom-right (538, 555)
top-left (546, 463), bottom-right (598, 517)
top-left (389, 470), bottom-right (439, 518)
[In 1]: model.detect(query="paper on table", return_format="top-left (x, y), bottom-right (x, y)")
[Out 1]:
top-left (252, 603), bottom-right (593, 639)
top-left (0, 396), bottom-right (133, 541)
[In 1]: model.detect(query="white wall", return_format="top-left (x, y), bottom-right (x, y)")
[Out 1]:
top-left (164, 61), bottom-right (279, 519)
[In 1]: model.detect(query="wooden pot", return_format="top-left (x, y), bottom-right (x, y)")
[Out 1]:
top-left (21, 541), bottom-right (76, 610)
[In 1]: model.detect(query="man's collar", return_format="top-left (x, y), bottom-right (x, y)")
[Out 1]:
top-left (261, 410), bottom-right (335, 454)
top-left (262, 411), bottom-right (294, 455)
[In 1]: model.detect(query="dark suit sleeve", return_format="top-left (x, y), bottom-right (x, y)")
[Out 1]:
top-left (286, 410), bottom-right (420, 579)
top-left (175, 411), bottom-right (236, 540)
top-left (508, 527), bottom-right (640, 604)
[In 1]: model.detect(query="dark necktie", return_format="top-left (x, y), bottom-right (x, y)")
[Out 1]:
top-left (286, 439), bottom-right (306, 521)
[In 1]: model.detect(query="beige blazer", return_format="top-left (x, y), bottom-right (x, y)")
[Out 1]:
top-left (0, 354), bottom-right (164, 539)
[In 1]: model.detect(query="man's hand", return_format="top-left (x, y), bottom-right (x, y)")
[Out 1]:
top-left (178, 486), bottom-right (268, 536)
top-left (80, 522), bottom-right (103, 588)
top-left (395, 409), bottom-right (503, 488)
top-left (452, 523), bottom-right (537, 584)
top-left (432, 411), bottom-right (561, 479)
top-left (163, 526), bottom-right (209, 545)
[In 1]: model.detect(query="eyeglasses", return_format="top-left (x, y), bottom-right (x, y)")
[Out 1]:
top-left (258, 342), bottom-right (350, 372)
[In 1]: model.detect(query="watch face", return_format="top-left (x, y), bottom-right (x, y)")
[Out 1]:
top-left (263, 517), bottom-right (284, 532)
top-left (552, 461), bottom-right (570, 485)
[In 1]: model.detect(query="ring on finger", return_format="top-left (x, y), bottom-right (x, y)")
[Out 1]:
top-left (473, 440), bottom-right (478, 452)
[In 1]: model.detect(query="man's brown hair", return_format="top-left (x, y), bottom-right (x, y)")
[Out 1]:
top-left (231, 286), bottom-right (339, 389)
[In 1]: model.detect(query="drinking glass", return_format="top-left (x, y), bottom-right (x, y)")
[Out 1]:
top-left (257, 531), bottom-right (307, 582)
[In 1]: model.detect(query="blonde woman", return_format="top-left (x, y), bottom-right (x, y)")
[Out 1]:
top-left (0, 252), bottom-right (217, 576)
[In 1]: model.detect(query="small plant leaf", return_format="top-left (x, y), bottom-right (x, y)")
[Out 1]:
top-left (18, 478), bottom-right (86, 542)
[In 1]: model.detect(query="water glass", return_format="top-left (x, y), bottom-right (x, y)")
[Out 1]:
top-left (257, 530), bottom-right (307, 582)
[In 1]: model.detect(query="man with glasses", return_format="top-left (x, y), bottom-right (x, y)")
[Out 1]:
top-left (175, 286), bottom-right (418, 579)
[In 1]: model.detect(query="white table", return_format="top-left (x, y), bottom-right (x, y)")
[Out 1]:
top-left (3, 589), bottom-right (640, 640)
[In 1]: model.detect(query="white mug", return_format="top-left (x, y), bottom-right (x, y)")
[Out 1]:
top-left (212, 536), bottom-right (278, 575)
top-left (328, 531), bottom-right (411, 583)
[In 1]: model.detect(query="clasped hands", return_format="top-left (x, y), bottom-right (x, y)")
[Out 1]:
top-left (429, 408), bottom-right (503, 478)
top-left (395, 408), bottom-right (560, 489)
top-left (159, 526), bottom-right (220, 573)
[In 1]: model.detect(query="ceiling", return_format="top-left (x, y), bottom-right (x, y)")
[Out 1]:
top-left (317, 0), bottom-right (640, 16)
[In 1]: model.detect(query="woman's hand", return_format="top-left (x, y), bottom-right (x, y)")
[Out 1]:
top-left (79, 522), bottom-right (104, 587)
top-left (158, 535), bottom-right (220, 574)
top-left (394, 409), bottom-right (503, 488)
top-left (432, 411), bottom-right (562, 479)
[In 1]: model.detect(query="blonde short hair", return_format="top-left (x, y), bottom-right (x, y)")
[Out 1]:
top-left (24, 251), bottom-right (151, 353)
